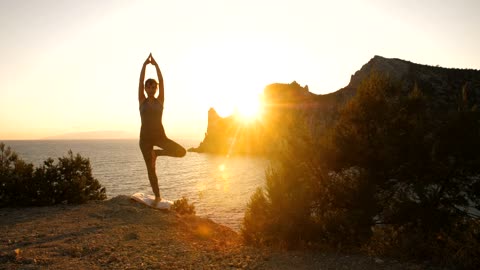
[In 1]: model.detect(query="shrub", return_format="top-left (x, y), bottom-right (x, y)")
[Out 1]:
top-left (242, 125), bottom-right (375, 248)
top-left (0, 143), bottom-right (106, 207)
top-left (242, 127), bottom-right (325, 248)
top-left (242, 161), bottom-right (375, 248)
top-left (242, 187), bottom-right (272, 245)
top-left (171, 196), bottom-right (196, 215)
top-left (312, 167), bottom-right (376, 245)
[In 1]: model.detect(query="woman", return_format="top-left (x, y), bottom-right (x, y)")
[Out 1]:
top-left (138, 53), bottom-right (186, 201)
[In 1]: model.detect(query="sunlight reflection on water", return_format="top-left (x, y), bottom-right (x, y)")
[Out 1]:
top-left (4, 139), bottom-right (268, 231)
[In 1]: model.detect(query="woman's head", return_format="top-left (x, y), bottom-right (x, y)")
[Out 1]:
top-left (144, 78), bottom-right (158, 97)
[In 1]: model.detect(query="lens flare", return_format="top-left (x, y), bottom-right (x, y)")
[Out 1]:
top-left (218, 164), bottom-right (226, 172)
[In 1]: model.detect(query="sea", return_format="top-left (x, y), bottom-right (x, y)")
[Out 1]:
top-left (2, 139), bottom-right (269, 231)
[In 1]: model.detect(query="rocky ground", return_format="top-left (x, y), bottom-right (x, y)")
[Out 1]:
top-left (0, 196), bottom-right (435, 269)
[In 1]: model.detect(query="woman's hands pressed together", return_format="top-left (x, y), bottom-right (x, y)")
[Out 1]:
top-left (144, 53), bottom-right (159, 67)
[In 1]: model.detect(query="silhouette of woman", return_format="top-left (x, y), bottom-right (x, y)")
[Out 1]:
top-left (138, 53), bottom-right (186, 201)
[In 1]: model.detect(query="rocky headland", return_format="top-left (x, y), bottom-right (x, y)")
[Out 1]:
top-left (189, 56), bottom-right (480, 156)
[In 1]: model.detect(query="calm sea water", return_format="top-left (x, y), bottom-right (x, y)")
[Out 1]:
top-left (2, 139), bottom-right (269, 230)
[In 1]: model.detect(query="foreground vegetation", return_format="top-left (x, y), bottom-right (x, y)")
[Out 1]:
top-left (243, 73), bottom-right (480, 269)
top-left (0, 143), bottom-right (106, 207)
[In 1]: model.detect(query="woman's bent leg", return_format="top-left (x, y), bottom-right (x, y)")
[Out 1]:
top-left (155, 138), bottom-right (186, 158)
top-left (139, 140), bottom-right (160, 198)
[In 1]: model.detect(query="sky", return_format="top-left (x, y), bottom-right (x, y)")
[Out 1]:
top-left (0, 0), bottom-right (479, 140)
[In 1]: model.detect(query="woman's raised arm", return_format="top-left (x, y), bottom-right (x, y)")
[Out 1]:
top-left (150, 55), bottom-right (164, 105)
top-left (138, 54), bottom-right (151, 104)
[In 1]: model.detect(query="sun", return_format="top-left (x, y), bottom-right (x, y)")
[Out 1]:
top-left (210, 85), bottom-right (264, 122)
top-left (234, 94), bottom-right (263, 122)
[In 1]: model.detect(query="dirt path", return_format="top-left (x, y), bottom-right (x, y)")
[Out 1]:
top-left (0, 196), bottom-right (431, 269)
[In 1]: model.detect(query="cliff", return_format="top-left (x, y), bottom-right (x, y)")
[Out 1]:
top-left (337, 55), bottom-right (480, 110)
top-left (188, 107), bottom-right (266, 155)
top-left (189, 56), bottom-right (480, 155)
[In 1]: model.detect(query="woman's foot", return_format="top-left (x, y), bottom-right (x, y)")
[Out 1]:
top-left (150, 196), bottom-right (161, 207)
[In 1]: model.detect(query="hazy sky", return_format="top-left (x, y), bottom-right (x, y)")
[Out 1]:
top-left (1, 0), bottom-right (479, 140)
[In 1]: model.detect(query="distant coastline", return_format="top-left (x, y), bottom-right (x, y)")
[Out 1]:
top-left (41, 130), bottom-right (136, 140)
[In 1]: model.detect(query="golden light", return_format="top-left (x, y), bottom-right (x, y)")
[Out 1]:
top-left (218, 164), bottom-right (226, 172)
top-left (196, 224), bottom-right (213, 239)
top-left (234, 94), bottom-right (263, 123)
top-left (181, 37), bottom-right (272, 120)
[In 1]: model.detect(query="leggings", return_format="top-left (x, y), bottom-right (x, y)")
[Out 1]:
top-left (139, 137), bottom-right (186, 198)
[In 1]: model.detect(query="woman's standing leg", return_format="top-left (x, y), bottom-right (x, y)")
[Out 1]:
top-left (139, 140), bottom-right (160, 198)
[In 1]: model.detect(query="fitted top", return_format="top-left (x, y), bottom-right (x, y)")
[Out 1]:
top-left (139, 99), bottom-right (166, 140)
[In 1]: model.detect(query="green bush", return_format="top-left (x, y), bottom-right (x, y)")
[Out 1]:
top-left (242, 187), bottom-right (272, 245)
top-left (171, 196), bottom-right (196, 215)
top-left (242, 157), bottom-right (375, 248)
top-left (0, 143), bottom-right (106, 207)
top-left (242, 124), bottom-right (324, 248)
top-left (242, 123), bottom-right (375, 247)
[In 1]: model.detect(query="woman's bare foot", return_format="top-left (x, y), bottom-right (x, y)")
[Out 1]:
top-left (150, 196), bottom-right (161, 207)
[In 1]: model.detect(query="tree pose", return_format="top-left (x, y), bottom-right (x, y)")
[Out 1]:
top-left (138, 53), bottom-right (186, 200)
